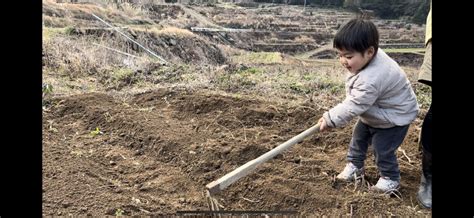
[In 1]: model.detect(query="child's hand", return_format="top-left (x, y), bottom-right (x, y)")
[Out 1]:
top-left (318, 117), bottom-right (329, 132)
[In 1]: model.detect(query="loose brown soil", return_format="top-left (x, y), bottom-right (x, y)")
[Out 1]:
top-left (43, 88), bottom-right (429, 216)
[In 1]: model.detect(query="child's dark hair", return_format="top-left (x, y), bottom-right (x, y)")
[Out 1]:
top-left (333, 18), bottom-right (379, 55)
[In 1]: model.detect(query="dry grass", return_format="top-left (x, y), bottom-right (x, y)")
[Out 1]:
top-left (42, 0), bottom-right (431, 117)
top-left (217, 2), bottom-right (245, 9)
top-left (120, 2), bottom-right (147, 18)
top-left (43, 16), bottom-right (74, 28)
top-left (294, 35), bottom-right (316, 44)
top-left (232, 52), bottom-right (283, 65)
top-left (43, 27), bottom-right (66, 42)
top-left (43, 0), bottom-right (153, 30)
top-left (43, 26), bottom-right (349, 106)
top-left (152, 26), bottom-right (194, 38)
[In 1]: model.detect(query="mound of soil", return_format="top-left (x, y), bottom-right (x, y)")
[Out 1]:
top-left (389, 53), bottom-right (424, 67)
top-left (154, 33), bottom-right (227, 65)
top-left (68, 27), bottom-right (227, 65)
top-left (142, 4), bottom-right (184, 20)
top-left (43, 89), bottom-right (429, 216)
top-left (310, 49), bottom-right (337, 59)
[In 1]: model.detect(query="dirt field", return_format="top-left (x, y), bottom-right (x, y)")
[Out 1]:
top-left (42, 0), bottom-right (431, 216)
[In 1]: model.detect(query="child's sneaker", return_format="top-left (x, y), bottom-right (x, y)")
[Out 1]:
top-left (370, 176), bottom-right (400, 192)
top-left (336, 162), bottom-right (364, 181)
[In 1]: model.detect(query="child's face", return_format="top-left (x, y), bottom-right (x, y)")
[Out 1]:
top-left (336, 47), bottom-right (375, 74)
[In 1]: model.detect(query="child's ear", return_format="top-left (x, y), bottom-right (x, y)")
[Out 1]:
top-left (366, 46), bottom-right (375, 57)
top-left (368, 46), bottom-right (375, 55)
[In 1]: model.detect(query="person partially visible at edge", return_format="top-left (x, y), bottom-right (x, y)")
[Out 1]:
top-left (316, 18), bottom-right (419, 193)
top-left (417, 1), bottom-right (432, 209)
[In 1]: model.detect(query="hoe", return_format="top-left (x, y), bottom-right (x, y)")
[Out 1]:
top-left (206, 123), bottom-right (321, 194)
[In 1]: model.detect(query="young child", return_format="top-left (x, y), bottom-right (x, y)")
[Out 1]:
top-left (317, 18), bottom-right (419, 192)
